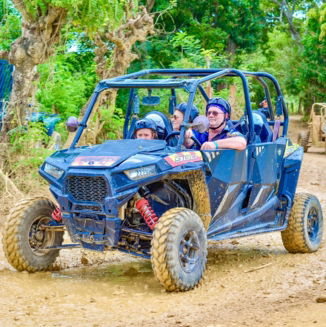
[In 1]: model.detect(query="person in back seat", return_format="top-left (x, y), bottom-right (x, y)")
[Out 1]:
top-left (171, 103), bottom-right (199, 131)
top-left (185, 98), bottom-right (247, 150)
top-left (134, 118), bottom-right (157, 140)
top-left (258, 98), bottom-right (271, 119)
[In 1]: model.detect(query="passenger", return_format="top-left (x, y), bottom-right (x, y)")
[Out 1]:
top-left (171, 103), bottom-right (199, 131)
top-left (260, 98), bottom-right (268, 108)
top-left (185, 97), bottom-right (247, 151)
top-left (258, 98), bottom-right (271, 119)
top-left (134, 118), bottom-right (157, 140)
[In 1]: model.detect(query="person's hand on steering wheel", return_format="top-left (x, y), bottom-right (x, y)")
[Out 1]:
top-left (200, 141), bottom-right (216, 150)
top-left (184, 129), bottom-right (201, 148)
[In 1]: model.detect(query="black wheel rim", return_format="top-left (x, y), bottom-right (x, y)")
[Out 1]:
top-left (179, 230), bottom-right (201, 273)
top-left (307, 207), bottom-right (319, 242)
top-left (28, 215), bottom-right (55, 256)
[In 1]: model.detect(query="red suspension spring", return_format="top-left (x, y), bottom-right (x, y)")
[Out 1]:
top-left (135, 198), bottom-right (158, 230)
top-left (51, 207), bottom-right (62, 222)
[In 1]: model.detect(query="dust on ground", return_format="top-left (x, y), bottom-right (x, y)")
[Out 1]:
top-left (0, 117), bottom-right (325, 327)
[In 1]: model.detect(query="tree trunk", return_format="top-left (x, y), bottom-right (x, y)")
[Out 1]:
top-left (0, 5), bottom-right (67, 141)
top-left (271, 0), bottom-right (302, 45)
top-left (87, 6), bottom-right (154, 143)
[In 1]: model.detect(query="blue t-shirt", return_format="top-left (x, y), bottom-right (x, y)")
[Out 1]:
top-left (192, 124), bottom-right (246, 149)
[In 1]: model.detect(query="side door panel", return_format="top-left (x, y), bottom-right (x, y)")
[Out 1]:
top-left (203, 149), bottom-right (248, 234)
top-left (246, 141), bottom-right (286, 217)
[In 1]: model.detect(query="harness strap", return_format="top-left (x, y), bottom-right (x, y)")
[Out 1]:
top-left (273, 119), bottom-right (281, 141)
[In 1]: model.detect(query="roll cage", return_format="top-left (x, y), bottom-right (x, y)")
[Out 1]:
top-left (70, 69), bottom-right (289, 149)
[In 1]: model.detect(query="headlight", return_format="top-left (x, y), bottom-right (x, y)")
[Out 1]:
top-left (124, 165), bottom-right (157, 180)
top-left (44, 163), bottom-right (64, 179)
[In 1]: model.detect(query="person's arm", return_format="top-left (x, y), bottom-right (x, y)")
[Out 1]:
top-left (201, 136), bottom-right (247, 151)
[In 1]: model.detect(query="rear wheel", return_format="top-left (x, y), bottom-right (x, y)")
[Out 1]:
top-left (281, 193), bottom-right (323, 253)
top-left (151, 207), bottom-right (207, 291)
top-left (297, 131), bottom-right (310, 152)
top-left (2, 197), bottom-right (64, 272)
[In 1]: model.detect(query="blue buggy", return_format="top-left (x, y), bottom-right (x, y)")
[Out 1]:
top-left (2, 69), bottom-right (323, 291)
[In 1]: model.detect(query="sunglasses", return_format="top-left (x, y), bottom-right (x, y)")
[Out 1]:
top-left (207, 110), bottom-right (223, 117)
top-left (171, 114), bottom-right (181, 120)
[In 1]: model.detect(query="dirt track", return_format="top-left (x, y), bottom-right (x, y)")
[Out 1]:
top-left (0, 117), bottom-right (325, 327)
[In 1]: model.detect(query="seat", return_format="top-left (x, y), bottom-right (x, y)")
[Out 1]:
top-left (252, 111), bottom-right (273, 143)
top-left (233, 111), bottom-right (273, 143)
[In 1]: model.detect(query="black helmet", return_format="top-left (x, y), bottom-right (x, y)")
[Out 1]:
top-left (206, 98), bottom-right (231, 117)
top-left (175, 102), bottom-right (199, 123)
top-left (134, 118), bottom-right (157, 133)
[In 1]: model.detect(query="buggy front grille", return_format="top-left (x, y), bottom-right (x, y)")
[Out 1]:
top-left (66, 176), bottom-right (108, 203)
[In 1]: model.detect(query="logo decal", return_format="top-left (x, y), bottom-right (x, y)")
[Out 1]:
top-left (71, 156), bottom-right (120, 167)
top-left (165, 151), bottom-right (202, 167)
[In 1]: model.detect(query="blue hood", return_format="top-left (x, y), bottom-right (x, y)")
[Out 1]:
top-left (70, 139), bottom-right (166, 168)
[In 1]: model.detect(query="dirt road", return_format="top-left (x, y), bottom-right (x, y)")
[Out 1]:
top-left (0, 118), bottom-right (325, 327)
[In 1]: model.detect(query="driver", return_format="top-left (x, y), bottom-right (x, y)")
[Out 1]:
top-left (171, 103), bottom-right (199, 131)
top-left (134, 118), bottom-right (157, 140)
top-left (185, 97), bottom-right (247, 150)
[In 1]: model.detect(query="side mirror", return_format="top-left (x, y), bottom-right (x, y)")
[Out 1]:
top-left (191, 115), bottom-right (210, 133)
top-left (66, 116), bottom-right (79, 132)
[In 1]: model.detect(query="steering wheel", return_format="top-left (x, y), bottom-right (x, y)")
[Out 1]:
top-left (190, 135), bottom-right (202, 149)
top-left (165, 131), bottom-right (202, 149)
top-left (165, 131), bottom-right (180, 144)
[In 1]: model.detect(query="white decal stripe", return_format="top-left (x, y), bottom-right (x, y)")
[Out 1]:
top-left (251, 185), bottom-right (269, 207)
top-left (213, 184), bottom-right (238, 218)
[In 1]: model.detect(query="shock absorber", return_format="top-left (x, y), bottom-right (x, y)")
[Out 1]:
top-left (51, 207), bottom-right (62, 222)
top-left (135, 198), bottom-right (158, 230)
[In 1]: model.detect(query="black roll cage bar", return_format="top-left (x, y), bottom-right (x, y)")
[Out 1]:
top-left (70, 69), bottom-right (288, 149)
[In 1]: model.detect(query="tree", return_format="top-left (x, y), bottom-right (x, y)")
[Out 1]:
top-left (0, 1), bottom-right (68, 138)
top-left (145, 0), bottom-right (267, 68)
top-left (93, 3), bottom-right (154, 103)
top-left (0, 0), bottom-right (127, 140)
top-left (298, 3), bottom-right (326, 108)
top-left (263, 0), bottom-right (320, 44)
top-left (76, 1), bottom-right (155, 144)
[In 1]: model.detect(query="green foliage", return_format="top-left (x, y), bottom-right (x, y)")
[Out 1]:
top-left (144, 0), bottom-right (267, 69)
top-left (36, 52), bottom-right (97, 119)
top-left (9, 121), bottom-right (49, 152)
top-left (99, 107), bottom-right (124, 141)
top-left (72, 0), bottom-right (141, 34)
top-left (0, 1), bottom-right (21, 50)
top-left (298, 4), bottom-right (326, 101)
top-left (1, 0), bottom-right (324, 149)
top-left (7, 121), bottom-right (54, 181)
top-left (170, 31), bottom-right (229, 68)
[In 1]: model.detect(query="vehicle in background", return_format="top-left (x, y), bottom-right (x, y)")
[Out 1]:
top-left (298, 103), bottom-right (326, 153)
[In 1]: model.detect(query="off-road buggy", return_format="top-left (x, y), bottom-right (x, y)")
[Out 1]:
top-left (3, 69), bottom-right (324, 291)
top-left (298, 103), bottom-right (326, 153)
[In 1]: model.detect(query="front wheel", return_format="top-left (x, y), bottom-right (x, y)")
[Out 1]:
top-left (281, 193), bottom-right (323, 253)
top-left (151, 207), bottom-right (207, 291)
top-left (2, 197), bottom-right (64, 272)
